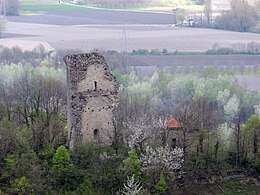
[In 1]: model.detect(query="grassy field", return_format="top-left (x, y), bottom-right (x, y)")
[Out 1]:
top-left (19, 0), bottom-right (203, 12)
top-left (19, 0), bottom-right (94, 11)
top-left (19, 0), bottom-right (57, 3)
top-left (133, 4), bottom-right (203, 12)
top-left (21, 4), bottom-right (93, 11)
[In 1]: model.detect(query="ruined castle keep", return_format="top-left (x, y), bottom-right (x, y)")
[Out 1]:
top-left (64, 53), bottom-right (118, 149)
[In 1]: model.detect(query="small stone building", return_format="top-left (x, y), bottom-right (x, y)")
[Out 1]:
top-left (64, 52), bottom-right (118, 149)
top-left (165, 116), bottom-right (182, 148)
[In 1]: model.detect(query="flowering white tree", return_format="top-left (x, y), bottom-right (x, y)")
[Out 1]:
top-left (120, 175), bottom-right (143, 195)
top-left (217, 89), bottom-right (230, 105)
top-left (254, 102), bottom-right (260, 117)
top-left (217, 90), bottom-right (244, 166)
top-left (217, 90), bottom-right (240, 122)
top-left (139, 145), bottom-right (184, 174)
top-left (123, 116), bottom-right (151, 149)
top-left (223, 95), bottom-right (240, 121)
top-left (150, 71), bottom-right (159, 86)
top-left (194, 74), bottom-right (237, 99)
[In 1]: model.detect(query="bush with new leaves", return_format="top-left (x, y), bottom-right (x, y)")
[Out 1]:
top-left (124, 150), bottom-right (142, 180)
top-left (52, 145), bottom-right (73, 172)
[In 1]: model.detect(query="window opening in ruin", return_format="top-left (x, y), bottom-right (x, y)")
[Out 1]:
top-left (94, 81), bottom-right (97, 91)
top-left (171, 138), bottom-right (177, 149)
top-left (93, 129), bottom-right (99, 139)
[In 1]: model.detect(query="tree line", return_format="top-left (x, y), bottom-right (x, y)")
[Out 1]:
top-left (0, 0), bottom-right (19, 16)
top-left (178, 0), bottom-right (260, 33)
top-left (83, 0), bottom-right (193, 7)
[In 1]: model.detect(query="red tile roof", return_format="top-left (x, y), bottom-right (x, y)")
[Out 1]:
top-left (166, 116), bottom-right (182, 129)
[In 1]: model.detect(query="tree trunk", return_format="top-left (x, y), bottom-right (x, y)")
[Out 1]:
top-left (214, 140), bottom-right (219, 159)
top-left (236, 122), bottom-right (241, 167)
top-left (199, 134), bottom-right (204, 153)
top-left (253, 129), bottom-right (258, 159)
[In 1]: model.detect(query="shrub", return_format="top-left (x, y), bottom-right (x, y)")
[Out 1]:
top-left (124, 150), bottom-right (142, 180)
top-left (52, 145), bottom-right (73, 172)
top-left (155, 173), bottom-right (167, 194)
top-left (11, 176), bottom-right (33, 195)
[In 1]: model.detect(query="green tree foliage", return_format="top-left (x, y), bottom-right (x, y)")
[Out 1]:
top-left (52, 146), bottom-right (73, 172)
top-left (79, 179), bottom-right (97, 195)
top-left (215, 0), bottom-right (257, 32)
top-left (176, 8), bottom-right (186, 25)
top-left (131, 48), bottom-right (150, 55)
top-left (112, 70), bottom-right (131, 86)
top-left (161, 0), bottom-right (191, 6)
top-left (1, 154), bottom-right (18, 185)
top-left (0, 47), bottom-right (260, 194)
top-left (72, 143), bottom-right (125, 194)
top-left (244, 115), bottom-right (260, 161)
top-left (51, 146), bottom-right (77, 192)
top-left (0, 62), bottom-right (67, 151)
top-left (155, 173), bottom-right (167, 194)
top-left (11, 176), bottom-right (33, 195)
top-left (185, 80), bottom-right (195, 97)
top-left (124, 150), bottom-right (142, 180)
top-left (0, 119), bottom-right (18, 161)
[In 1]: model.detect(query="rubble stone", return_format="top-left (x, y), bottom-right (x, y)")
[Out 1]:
top-left (64, 52), bottom-right (118, 149)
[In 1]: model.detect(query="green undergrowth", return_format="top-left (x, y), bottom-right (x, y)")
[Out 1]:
top-left (175, 178), bottom-right (260, 195)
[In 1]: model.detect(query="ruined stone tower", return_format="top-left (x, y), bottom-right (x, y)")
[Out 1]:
top-left (64, 52), bottom-right (118, 149)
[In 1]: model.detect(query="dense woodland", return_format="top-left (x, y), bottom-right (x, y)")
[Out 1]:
top-left (0, 46), bottom-right (259, 194)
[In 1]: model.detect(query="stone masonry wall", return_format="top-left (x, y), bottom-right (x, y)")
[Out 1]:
top-left (64, 52), bottom-right (118, 149)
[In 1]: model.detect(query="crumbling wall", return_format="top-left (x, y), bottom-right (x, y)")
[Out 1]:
top-left (64, 52), bottom-right (118, 149)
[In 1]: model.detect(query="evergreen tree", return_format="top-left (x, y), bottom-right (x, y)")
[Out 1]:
top-left (124, 150), bottom-right (142, 180)
top-left (155, 173), bottom-right (167, 194)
